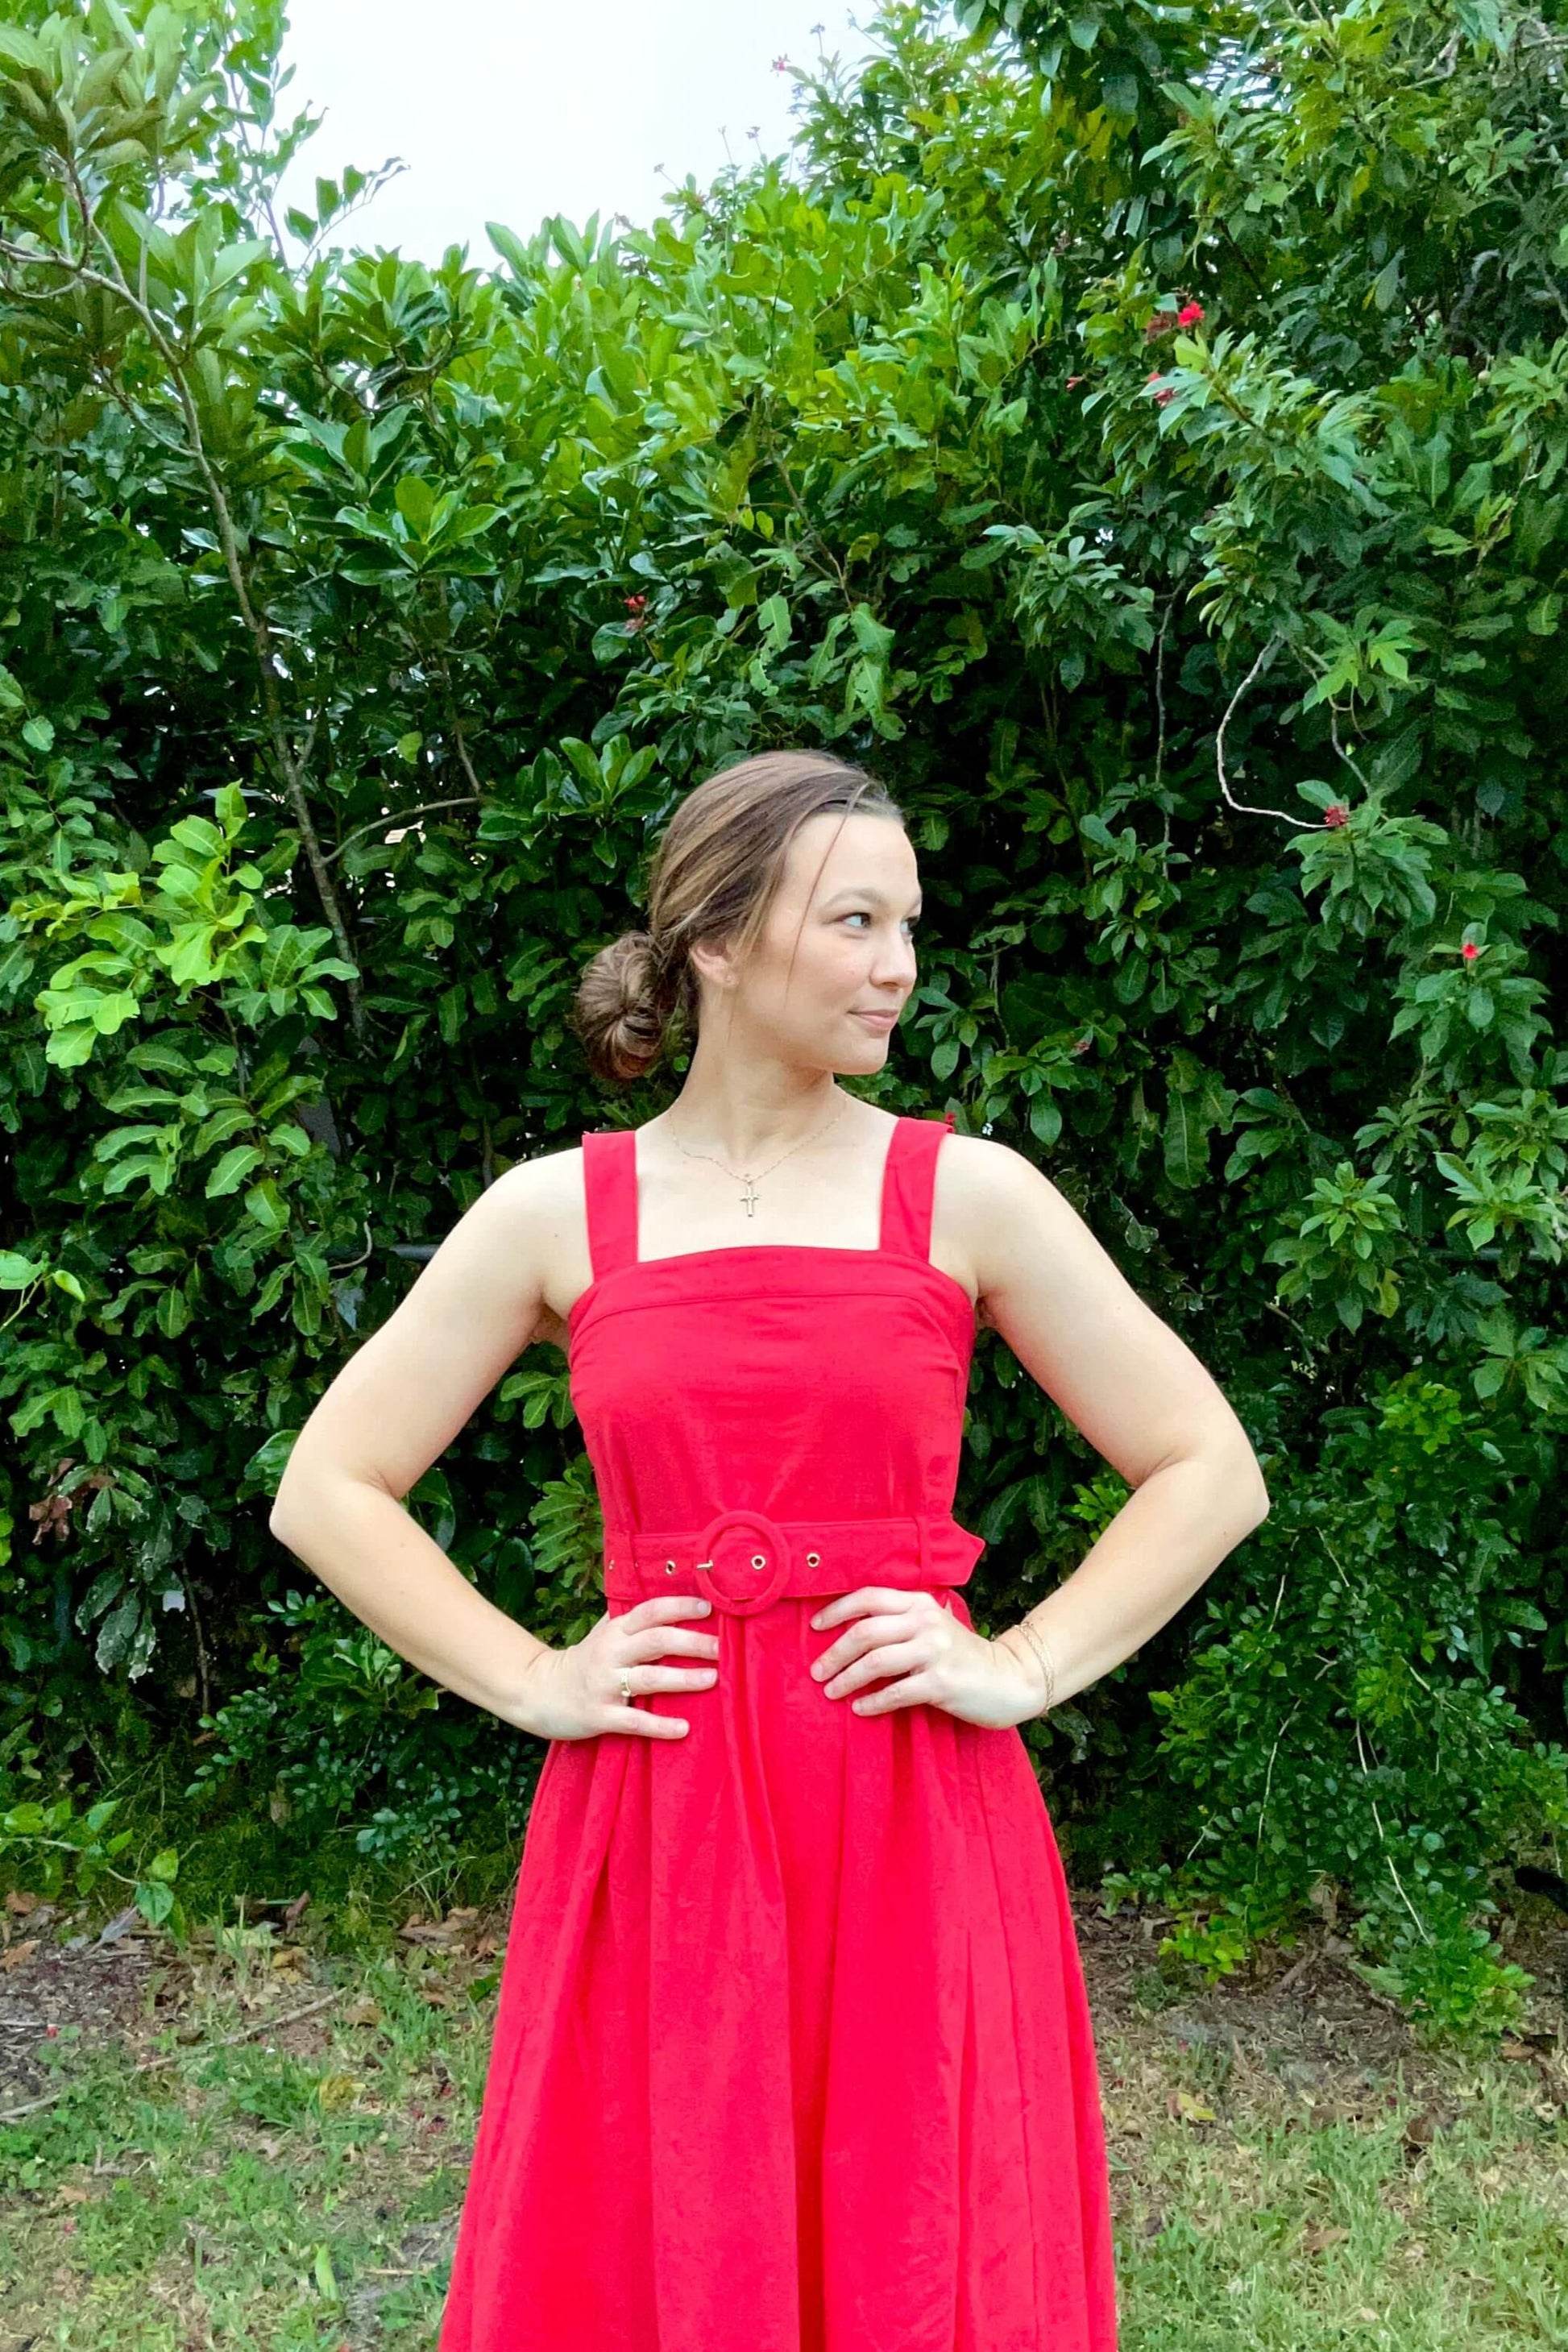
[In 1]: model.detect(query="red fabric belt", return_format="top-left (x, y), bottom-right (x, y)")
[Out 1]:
top-left (602, 1508), bottom-right (985, 1618)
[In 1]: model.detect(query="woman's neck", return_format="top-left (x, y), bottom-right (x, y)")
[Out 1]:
top-left (653, 1077), bottom-right (854, 1171)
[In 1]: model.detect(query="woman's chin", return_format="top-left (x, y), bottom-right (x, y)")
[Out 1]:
top-left (829, 1031), bottom-right (891, 1074)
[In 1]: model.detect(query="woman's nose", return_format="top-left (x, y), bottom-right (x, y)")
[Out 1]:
top-left (870, 930), bottom-right (918, 983)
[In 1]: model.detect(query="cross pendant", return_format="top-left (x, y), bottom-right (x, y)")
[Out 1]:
top-left (740, 1176), bottom-right (759, 1217)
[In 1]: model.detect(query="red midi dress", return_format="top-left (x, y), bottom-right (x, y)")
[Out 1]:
top-left (439, 1113), bottom-right (1119, 2351)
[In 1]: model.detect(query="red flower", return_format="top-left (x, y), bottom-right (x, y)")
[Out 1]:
top-left (1147, 370), bottom-right (1174, 407)
top-left (1322, 803), bottom-right (1349, 828)
top-left (1461, 940), bottom-right (1482, 960)
top-left (1176, 301), bottom-right (1205, 326)
top-left (624, 591), bottom-right (648, 633)
top-left (772, 54), bottom-right (791, 71)
top-left (1066, 374), bottom-right (1084, 388)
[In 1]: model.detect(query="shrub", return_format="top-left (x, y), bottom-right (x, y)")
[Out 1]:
top-left (0, 0), bottom-right (1564, 2035)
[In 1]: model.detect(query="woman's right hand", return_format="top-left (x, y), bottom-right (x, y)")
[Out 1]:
top-left (512, 1595), bottom-right (721, 1740)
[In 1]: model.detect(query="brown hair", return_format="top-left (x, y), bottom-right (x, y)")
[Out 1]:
top-left (570, 748), bottom-right (906, 1085)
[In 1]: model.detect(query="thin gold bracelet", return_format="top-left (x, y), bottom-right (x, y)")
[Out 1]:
top-left (999, 1617), bottom-right (1058, 1717)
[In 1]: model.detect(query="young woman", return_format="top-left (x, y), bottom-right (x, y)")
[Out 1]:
top-left (270, 749), bottom-right (1269, 2351)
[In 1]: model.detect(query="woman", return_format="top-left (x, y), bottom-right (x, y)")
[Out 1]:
top-left (270, 749), bottom-right (1270, 2351)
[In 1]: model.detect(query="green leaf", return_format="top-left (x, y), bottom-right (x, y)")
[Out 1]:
top-left (244, 1179), bottom-right (291, 1233)
top-left (206, 1145), bottom-right (264, 1197)
top-left (209, 238), bottom-right (272, 291)
top-left (849, 604), bottom-right (894, 662)
top-left (394, 474), bottom-right (436, 533)
top-left (1164, 1078), bottom-right (1207, 1189)
top-left (0, 25), bottom-right (49, 72)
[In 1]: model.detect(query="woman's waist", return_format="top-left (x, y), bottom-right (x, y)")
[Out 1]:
top-left (600, 1505), bottom-right (985, 1618)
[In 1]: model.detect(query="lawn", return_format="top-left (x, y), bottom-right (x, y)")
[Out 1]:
top-left (1, 1889), bottom-right (1564, 2348)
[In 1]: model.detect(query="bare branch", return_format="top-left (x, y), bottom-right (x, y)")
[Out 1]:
top-left (325, 796), bottom-right (482, 867)
top-left (1214, 635), bottom-right (1322, 829)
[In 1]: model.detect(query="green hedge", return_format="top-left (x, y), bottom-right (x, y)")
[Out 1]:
top-left (1, 0), bottom-right (1566, 2039)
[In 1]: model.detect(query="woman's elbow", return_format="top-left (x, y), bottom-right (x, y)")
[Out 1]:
top-left (1238, 1453), bottom-right (1271, 1529)
top-left (1209, 1432), bottom-right (1271, 1530)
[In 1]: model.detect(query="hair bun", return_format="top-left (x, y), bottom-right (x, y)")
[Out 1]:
top-left (570, 928), bottom-right (682, 1085)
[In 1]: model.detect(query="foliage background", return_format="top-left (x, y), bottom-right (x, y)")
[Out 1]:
top-left (1, 0), bottom-right (1566, 2042)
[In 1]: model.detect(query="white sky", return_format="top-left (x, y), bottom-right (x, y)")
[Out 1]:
top-left (273, 0), bottom-right (885, 264)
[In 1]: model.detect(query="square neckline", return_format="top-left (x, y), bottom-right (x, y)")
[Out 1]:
top-left (566, 1114), bottom-right (976, 1330)
top-left (630, 1110), bottom-right (902, 1272)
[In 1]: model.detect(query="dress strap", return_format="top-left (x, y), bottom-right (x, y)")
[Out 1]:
top-left (877, 1110), bottom-right (956, 1262)
top-left (582, 1129), bottom-right (640, 1279)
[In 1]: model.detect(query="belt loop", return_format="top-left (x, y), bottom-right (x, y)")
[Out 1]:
top-left (915, 1514), bottom-right (933, 1584)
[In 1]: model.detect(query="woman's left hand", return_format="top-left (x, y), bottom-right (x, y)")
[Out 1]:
top-left (807, 1587), bottom-right (1044, 1730)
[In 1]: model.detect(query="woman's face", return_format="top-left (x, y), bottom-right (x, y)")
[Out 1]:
top-left (692, 811), bottom-right (923, 1074)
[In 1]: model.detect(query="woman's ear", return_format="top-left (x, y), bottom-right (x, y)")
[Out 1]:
top-left (688, 932), bottom-right (740, 992)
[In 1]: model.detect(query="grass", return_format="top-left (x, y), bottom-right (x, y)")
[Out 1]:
top-left (0, 1891), bottom-right (1563, 2348)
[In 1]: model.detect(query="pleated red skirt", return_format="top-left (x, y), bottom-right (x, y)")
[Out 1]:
top-left (439, 1116), bottom-right (1119, 2350)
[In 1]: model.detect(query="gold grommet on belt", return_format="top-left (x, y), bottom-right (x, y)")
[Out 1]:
top-left (806, 1550), bottom-right (820, 1567)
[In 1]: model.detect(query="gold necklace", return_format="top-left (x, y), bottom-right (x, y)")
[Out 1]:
top-left (667, 1093), bottom-right (852, 1217)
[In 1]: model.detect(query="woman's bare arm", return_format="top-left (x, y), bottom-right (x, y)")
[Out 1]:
top-left (269, 1147), bottom-right (721, 1742)
top-left (941, 1136), bottom-right (1271, 1711)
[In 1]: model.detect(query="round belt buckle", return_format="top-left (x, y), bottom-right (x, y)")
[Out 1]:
top-left (692, 1508), bottom-right (791, 1616)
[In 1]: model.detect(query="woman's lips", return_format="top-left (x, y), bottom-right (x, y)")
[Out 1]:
top-left (850, 1010), bottom-right (899, 1031)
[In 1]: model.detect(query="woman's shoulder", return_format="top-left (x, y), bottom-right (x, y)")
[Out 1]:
top-left (932, 1130), bottom-right (1074, 1324)
top-left (935, 1126), bottom-right (1052, 1202)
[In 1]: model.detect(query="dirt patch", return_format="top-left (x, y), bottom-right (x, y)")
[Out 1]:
top-left (2, 1883), bottom-right (1564, 2131)
top-left (1079, 1896), bottom-right (1567, 2080)
top-left (1077, 1894), bottom-right (1568, 2234)
top-left (0, 1893), bottom-right (176, 2115)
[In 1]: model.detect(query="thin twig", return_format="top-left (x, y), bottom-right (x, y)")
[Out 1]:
top-left (325, 798), bottom-right (481, 867)
top-left (326, 1218), bottom-right (374, 1274)
top-left (760, 425), bottom-right (856, 615)
top-left (0, 1988), bottom-right (342, 2124)
top-left (1152, 597), bottom-right (1172, 800)
top-left (180, 1570), bottom-right (212, 1728)
top-left (1355, 1718), bottom-right (1433, 1946)
top-left (1214, 636), bottom-right (1320, 828)
top-left (1329, 707), bottom-right (1373, 796)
